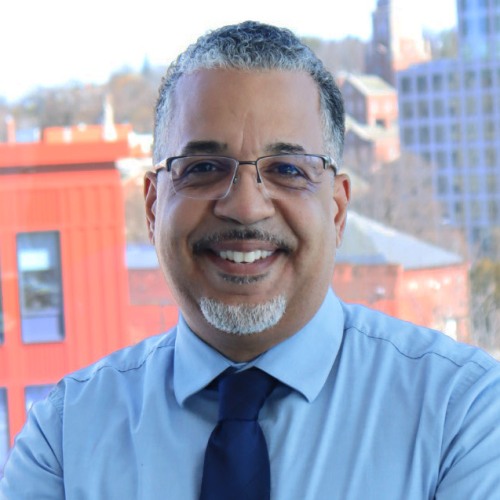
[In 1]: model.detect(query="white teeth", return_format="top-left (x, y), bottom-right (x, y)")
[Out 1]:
top-left (219, 250), bottom-right (273, 263)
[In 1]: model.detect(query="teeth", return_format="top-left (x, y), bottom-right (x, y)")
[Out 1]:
top-left (219, 250), bottom-right (273, 263)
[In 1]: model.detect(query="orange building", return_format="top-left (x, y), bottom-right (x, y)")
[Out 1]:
top-left (0, 139), bottom-right (131, 467)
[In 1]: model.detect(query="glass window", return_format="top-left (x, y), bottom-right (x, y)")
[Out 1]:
top-left (485, 148), bottom-right (497, 167)
top-left (417, 76), bottom-right (427, 92)
top-left (464, 70), bottom-right (476, 89)
top-left (403, 127), bottom-right (415, 144)
top-left (436, 150), bottom-right (447, 168)
top-left (466, 96), bottom-right (476, 114)
top-left (453, 175), bottom-right (464, 194)
top-left (25, 384), bottom-right (55, 413)
top-left (489, 200), bottom-right (499, 222)
top-left (0, 388), bottom-right (8, 477)
top-left (448, 72), bottom-right (459, 91)
top-left (437, 176), bottom-right (448, 194)
top-left (448, 98), bottom-right (461, 116)
top-left (487, 174), bottom-right (497, 193)
top-left (470, 175), bottom-right (480, 194)
top-left (481, 69), bottom-right (493, 88)
top-left (432, 73), bottom-right (443, 91)
top-left (484, 121), bottom-right (495, 140)
top-left (400, 77), bottom-right (411, 93)
top-left (402, 102), bottom-right (413, 119)
top-left (435, 125), bottom-right (446, 143)
top-left (452, 150), bottom-right (463, 169)
top-left (419, 126), bottom-right (430, 144)
top-left (469, 149), bottom-right (480, 167)
top-left (466, 123), bottom-right (478, 141)
top-left (418, 101), bottom-right (429, 117)
top-left (433, 99), bottom-right (445, 117)
top-left (482, 94), bottom-right (494, 114)
top-left (451, 124), bottom-right (462, 141)
top-left (17, 232), bottom-right (65, 343)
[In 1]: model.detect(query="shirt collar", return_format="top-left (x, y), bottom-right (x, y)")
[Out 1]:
top-left (173, 289), bottom-right (344, 405)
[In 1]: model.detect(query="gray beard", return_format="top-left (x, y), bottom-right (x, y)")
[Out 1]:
top-left (199, 295), bottom-right (287, 335)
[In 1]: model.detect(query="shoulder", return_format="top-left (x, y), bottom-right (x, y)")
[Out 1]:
top-left (48, 328), bottom-right (178, 414)
top-left (339, 301), bottom-right (499, 377)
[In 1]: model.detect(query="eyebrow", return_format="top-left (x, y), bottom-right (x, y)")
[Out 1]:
top-left (179, 141), bottom-right (307, 157)
top-left (180, 141), bottom-right (228, 155)
top-left (264, 142), bottom-right (307, 155)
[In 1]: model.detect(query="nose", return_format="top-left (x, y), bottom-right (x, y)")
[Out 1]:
top-left (213, 165), bottom-right (275, 225)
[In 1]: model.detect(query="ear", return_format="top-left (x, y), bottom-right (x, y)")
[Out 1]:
top-left (144, 171), bottom-right (158, 244)
top-left (333, 173), bottom-right (351, 248)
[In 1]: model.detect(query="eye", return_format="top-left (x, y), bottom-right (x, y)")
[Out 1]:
top-left (268, 161), bottom-right (306, 177)
top-left (184, 160), bottom-right (223, 175)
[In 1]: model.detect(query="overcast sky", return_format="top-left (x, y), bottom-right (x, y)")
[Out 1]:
top-left (1, 0), bottom-right (457, 102)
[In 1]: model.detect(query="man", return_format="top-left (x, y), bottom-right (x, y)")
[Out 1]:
top-left (1, 21), bottom-right (500, 499)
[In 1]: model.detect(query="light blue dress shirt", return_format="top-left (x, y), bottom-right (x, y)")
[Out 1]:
top-left (1, 289), bottom-right (500, 499)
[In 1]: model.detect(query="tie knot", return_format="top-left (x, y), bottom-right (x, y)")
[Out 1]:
top-left (218, 368), bottom-right (277, 421)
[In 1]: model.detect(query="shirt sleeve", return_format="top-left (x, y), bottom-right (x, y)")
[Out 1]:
top-left (436, 364), bottom-right (500, 499)
top-left (0, 388), bottom-right (65, 499)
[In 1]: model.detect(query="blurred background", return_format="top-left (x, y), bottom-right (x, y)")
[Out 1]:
top-left (1, 0), bottom-right (499, 475)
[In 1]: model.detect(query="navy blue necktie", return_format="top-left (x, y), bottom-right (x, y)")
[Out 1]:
top-left (199, 368), bottom-right (278, 500)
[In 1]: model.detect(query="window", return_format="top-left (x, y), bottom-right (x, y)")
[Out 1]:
top-left (484, 121), bottom-right (495, 140)
top-left (487, 174), bottom-right (497, 193)
top-left (400, 77), bottom-right (411, 93)
top-left (466, 123), bottom-right (478, 141)
top-left (435, 125), bottom-right (446, 143)
top-left (419, 126), bottom-right (430, 144)
top-left (17, 232), bottom-right (65, 343)
top-left (403, 127), bottom-right (415, 145)
top-left (436, 150), bottom-right (447, 168)
top-left (432, 73), bottom-right (443, 91)
top-left (448, 98), bottom-right (461, 116)
top-left (482, 94), bottom-right (494, 114)
top-left (0, 388), bottom-right (8, 477)
top-left (402, 102), bottom-right (413, 119)
top-left (489, 200), bottom-right (499, 222)
top-left (464, 70), bottom-right (476, 89)
top-left (433, 99), bottom-right (445, 117)
top-left (465, 96), bottom-right (476, 114)
top-left (418, 101), bottom-right (429, 118)
top-left (481, 69), bottom-right (493, 88)
top-left (25, 384), bottom-right (55, 413)
top-left (469, 149), bottom-right (480, 167)
top-left (437, 176), bottom-right (448, 194)
top-left (485, 148), bottom-right (497, 167)
top-left (452, 150), bottom-right (464, 169)
top-left (453, 175), bottom-right (464, 194)
top-left (417, 76), bottom-right (427, 92)
top-left (470, 174), bottom-right (480, 194)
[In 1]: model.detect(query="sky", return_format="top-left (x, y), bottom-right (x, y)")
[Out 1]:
top-left (1, 0), bottom-right (457, 102)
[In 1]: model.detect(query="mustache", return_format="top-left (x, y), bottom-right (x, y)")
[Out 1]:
top-left (193, 228), bottom-right (293, 253)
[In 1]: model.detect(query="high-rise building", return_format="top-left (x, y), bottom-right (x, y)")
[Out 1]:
top-left (367, 0), bottom-right (431, 84)
top-left (397, 0), bottom-right (500, 257)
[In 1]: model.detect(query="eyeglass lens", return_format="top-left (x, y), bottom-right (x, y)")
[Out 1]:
top-left (169, 155), bottom-right (328, 200)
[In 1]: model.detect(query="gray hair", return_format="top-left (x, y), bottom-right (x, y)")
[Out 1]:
top-left (153, 21), bottom-right (345, 166)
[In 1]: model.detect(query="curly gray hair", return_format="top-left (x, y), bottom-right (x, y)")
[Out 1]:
top-left (154, 21), bottom-right (345, 166)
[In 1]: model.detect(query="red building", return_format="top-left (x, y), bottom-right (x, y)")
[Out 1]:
top-left (0, 139), bottom-right (131, 460)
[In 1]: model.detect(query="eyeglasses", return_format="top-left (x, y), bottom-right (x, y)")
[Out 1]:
top-left (153, 154), bottom-right (337, 200)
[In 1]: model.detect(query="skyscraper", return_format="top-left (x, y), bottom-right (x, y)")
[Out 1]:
top-left (397, 0), bottom-right (500, 257)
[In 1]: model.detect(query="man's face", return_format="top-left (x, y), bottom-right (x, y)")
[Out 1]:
top-left (145, 68), bottom-right (350, 360)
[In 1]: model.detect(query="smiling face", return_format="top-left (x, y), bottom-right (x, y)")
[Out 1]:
top-left (145, 68), bottom-right (350, 360)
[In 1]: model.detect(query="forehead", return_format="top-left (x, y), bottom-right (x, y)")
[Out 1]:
top-left (167, 68), bottom-right (325, 155)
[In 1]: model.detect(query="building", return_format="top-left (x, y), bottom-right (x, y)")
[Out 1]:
top-left (339, 74), bottom-right (400, 172)
top-left (336, 212), bottom-right (470, 342)
top-left (0, 138), bottom-right (132, 474)
top-left (397, 0), bottom-right (500, 257)
top-left (367, 0), bottom-right (431, 84)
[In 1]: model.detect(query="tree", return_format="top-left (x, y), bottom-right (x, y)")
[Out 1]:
top-left (470, 259), bottom-right (500, 352)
